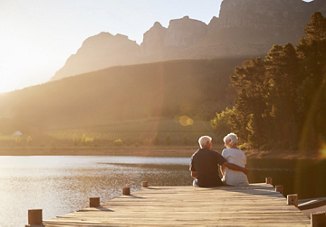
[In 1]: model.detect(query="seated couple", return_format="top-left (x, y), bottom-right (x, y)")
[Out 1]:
top-left (190, 133), bottom-right (249, 187)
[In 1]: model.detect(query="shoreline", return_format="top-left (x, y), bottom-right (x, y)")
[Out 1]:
top-left (0, 146), bottom-right (321, 159)
top-left (0, 146), bottom-right (195, 157)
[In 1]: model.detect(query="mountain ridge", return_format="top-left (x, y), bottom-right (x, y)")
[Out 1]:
top-left (0, 58), bottom-right (245, 135)
top-left (52, 0), bottom-right (326, 80)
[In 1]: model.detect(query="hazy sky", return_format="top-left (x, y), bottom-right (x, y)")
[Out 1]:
top-left (0, 0), bottom-right (223, 93)
top-left (0, 0), bottom-right (315, 93)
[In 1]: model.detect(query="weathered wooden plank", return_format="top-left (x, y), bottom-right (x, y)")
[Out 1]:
top-left (44, 184), bottom-right (310, 227)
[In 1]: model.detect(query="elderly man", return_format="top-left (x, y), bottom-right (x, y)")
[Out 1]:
top-left (190, 135), bottom-right (248, 187)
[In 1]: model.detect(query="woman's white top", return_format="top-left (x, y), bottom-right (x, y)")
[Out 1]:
top-left (221, 148), bottom-right (249, 186)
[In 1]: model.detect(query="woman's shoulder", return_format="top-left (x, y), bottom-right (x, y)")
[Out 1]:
top-left (223, 148), bottom-right (245, 155)
top-left (222, 148), bottom-right (237, 152)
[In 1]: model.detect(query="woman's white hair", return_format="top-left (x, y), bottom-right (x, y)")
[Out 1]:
top-left (223, 133), bottom-right (238, 146)
top-left (198, 135), bottom-right (212, 149)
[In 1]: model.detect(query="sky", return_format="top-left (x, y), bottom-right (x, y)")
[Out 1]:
top-left (0, 0), bottom-right (223, 93)
top-left (0, 0), bottom-right (315, 94)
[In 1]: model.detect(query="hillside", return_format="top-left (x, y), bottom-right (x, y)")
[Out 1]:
top-left (0, 58), bottom-right (245, 146)
top-left (52, 0), bottom-right (326, 80)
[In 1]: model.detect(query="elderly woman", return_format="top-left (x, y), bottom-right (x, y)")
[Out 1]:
top-left (220, 133), bottom-right (249, 186)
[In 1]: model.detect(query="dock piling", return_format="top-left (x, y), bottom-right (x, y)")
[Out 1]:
top-left (89, 197), bottom-right (100, 208)
top-left (25, 209), bottom-right (44, 227)
top-left (142, 181), bottom-right (149, 187)
top-left (123, 186), bottom-right (130, 195)
top-left (287, 194), bottom-right (298, 206)
top-left (275, 185), bottom-right (284, 195)
top-left (265, 177), bottom-right (273, 185)
top-left (311, 212), bottom-right (326, 227)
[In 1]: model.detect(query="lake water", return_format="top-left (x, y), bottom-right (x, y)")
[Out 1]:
top-left (0, 156), bottom-right (325, 227)
top-left (0, 156), bottom-right (191, 227)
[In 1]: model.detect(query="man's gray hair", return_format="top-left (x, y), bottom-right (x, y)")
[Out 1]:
top-left (198, 135), bottom-right (212, 149)
top-left (223, 133), bottom-right (238, 146)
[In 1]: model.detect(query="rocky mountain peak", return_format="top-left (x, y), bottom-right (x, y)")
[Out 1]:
top-left (164, 16), bottom-right (208, 48)
top-left (52, 0), bottom-right (326, 80)
top-left (141, 21), bottom-right (167, 58)
top-left (52, 32), bottom-right (140, 80)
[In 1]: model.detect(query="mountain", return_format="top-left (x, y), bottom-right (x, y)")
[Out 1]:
top-left (52, 0), bottom-right (326, 80)
top-left (205, 0), bottom-right (324, 56)
top-left (53, 32), bottom-right (141, 80)
top-left (141, 16), bottom-right (208, 61)
top-left (52, 16), bottom-right (210, 80)
top-left (0, 58), bottom-right (245, 134)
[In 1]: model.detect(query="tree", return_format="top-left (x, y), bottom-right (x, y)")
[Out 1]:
top-left (230, 58), bottom-right (269, 147)
top-left (263, 44), bottom-right (300, 149)
top-left (213, 12), bottom-right (326, 154)
top-left (211, 107), bottom-right (237, 142)
top-left (296, 12), bottom-right (326, 152)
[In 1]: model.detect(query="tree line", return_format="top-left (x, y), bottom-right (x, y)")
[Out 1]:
top-left (212, 12), bottom-right (326, 154)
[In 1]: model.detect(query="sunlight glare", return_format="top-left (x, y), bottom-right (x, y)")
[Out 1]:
top-left (0, 36), bottom-right (51, 93)
top-left (178, 115), bottom-right (194, 127)
top-left (319, 142), bottom-right (326, 159)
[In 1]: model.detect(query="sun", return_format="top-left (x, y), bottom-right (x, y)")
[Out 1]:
top-left (0, 41), bottom-right (51, 94)
top-left (0, 64), bottom-right (26, 93)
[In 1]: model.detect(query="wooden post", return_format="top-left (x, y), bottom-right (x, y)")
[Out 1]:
top-left (311, 212), bottom-right (326, 227)
top-left (265, 177), bottom-right (273, 185)
top-left (142, 181), bottom-right (149, 187)
top-left (275, 185), bottom-right (284, 195)
top-left (287, 194), bottom-right (298, 206)
top-left (89, 197), bottom-right (100, 208)
top-left (123, 186), bottom-right (130, 195)
top-left (26, 209), bottom-right (44, 227)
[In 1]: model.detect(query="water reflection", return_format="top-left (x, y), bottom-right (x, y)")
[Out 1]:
top-left (0, 156), bottom-right (191, 227)
top-left (247, 159), bottom-right (326, 199)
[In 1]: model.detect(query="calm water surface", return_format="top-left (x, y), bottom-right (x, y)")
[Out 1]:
top-left (0, 156), bottom-right (191, 227)
top-left (0, 156), bottom-right (325, 227)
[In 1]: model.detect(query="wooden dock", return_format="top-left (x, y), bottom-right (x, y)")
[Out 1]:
top-left (42, 183), bottom-right (311, 227)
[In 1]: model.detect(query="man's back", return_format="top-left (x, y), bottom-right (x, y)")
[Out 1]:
top-left (190, 149), bottom-right (226, 187)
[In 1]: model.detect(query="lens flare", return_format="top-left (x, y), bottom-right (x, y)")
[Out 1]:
top-left (178, 115), bottom-right (194, 127)
top-left (319, 141), bottom-right (326, 159)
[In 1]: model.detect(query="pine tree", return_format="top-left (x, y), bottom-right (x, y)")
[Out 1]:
top-left (230, 58), bottom-right (269, 147)
top-left (212, 12), bottom-right (326, 154)
top-left (264, 44), bottom-right (300, 149)
top-left (296, 12), bottom-right (326, 152)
